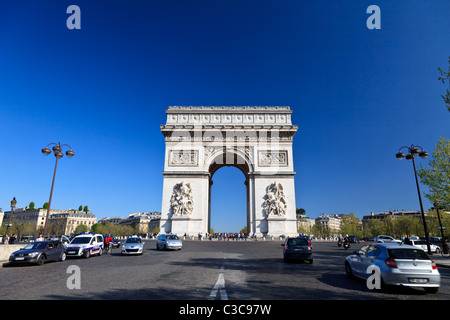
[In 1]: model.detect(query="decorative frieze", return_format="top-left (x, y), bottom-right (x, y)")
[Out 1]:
top-left (258, 150), bottom-right (288, 167)
top-left (169, 150), bottom-right (198, 166)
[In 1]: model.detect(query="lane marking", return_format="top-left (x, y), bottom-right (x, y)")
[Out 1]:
top-left (208, 267), bottom-right (228, 300)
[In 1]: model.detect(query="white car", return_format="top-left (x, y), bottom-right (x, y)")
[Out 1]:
top-left (67, 233), bottom-right (104, 258)
top-left (407, 239), bottom-right (441, 253)
top-left (375, 235), bottom-right (401, 243)
top-left (121, 236), bottom-right (145, 255)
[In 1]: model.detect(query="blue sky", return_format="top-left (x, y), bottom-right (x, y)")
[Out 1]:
top-left (1, 0), bottom-right (449, 232)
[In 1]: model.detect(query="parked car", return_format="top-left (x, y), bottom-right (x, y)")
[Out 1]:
top-left (66, 233), bottom-right (104, 258)
top-left (156, 234), bottom-right (182, 250)
top-left (403, 239), bottom-right (441, 253)
top-left (375, 235), bottom-right (401, 243)
top-left (345, 243), bottom-right (440, 293)
top-left (121, 236), bottom-right (144, 255)
top-left (9, 241), bottom-right (67, 266)
top-left (282, 236), bottom-right (313, 263)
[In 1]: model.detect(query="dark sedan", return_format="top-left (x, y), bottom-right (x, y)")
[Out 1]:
top-left (282, 237), bottom-right (313, 263)
top-left (9, 241), bottom-right (67, 266)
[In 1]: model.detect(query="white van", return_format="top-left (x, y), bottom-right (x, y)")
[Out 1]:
top-left (67, 233), bottom-right (104, 258)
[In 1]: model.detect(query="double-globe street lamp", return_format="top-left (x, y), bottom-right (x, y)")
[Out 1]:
top-left (395, 144), bottom-right (432, 254)
top-left (41, 142), bottom-right (75, 237)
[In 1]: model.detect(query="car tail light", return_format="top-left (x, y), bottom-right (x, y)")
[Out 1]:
top-left (385, 257), bottom-right (398, 268)
top-left (431, 260), bottom-right (437, 270)
top-left (308, 245), bottom-right (311, 251)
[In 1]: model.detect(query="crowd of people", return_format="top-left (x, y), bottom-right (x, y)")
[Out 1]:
top-left (185, 232), bottom-right (250, 241)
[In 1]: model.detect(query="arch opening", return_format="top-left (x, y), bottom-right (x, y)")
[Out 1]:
top-left (207, 151), bottom-right (251, 235)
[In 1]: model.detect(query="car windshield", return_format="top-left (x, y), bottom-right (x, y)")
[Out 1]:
top-left (414, 240), bottom-right (426, 245)
top-left (126, 238), bottom-right (141, 243)
top-left (166, 235), bottom-right (180, 240)
top-left (70, 237), bottom-right (91, 244)
top-left (23, 242), bottom-right (47, 250)
top-left (388, 248), bottom-right (429, 260)
top-left (287, 238), bottom-right (307, 246)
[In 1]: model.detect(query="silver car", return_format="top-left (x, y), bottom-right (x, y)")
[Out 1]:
top-left (156, 234), bottom-right (182, 250)
top-left (345, 243), bottom-right (440, 293)
top-left (121, 236), bottom-right (144, 255)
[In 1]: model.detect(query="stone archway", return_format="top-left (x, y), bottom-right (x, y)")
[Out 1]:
top-left (160, 106), bottom-right (298, 237)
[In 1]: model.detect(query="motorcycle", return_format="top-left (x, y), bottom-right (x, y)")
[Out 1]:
top-left (343, 241), bottom-right (350, 250)
top-left (337, 240), bottom-right (342, 247)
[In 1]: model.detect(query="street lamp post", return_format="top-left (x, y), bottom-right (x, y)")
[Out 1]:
top-left (41, 142), bottom-right (75, 238)
top-left (395, 144), bottom-right (432, 254)
top-left (6, 197), bottom-right (17, 237)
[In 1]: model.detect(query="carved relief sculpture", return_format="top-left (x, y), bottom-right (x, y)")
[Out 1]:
top-left (259, 151), bottom-right (288, 167)
top-left (170, 182), bottom-right (194, 216)
top-left (264, 182), bottom-right (287, 216)
top-left (169, 150), bottom-right (198, 166)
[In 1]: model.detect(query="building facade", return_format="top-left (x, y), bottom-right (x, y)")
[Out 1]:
top-left (2, 207), bottom-right (97, 235)
top-left (315, 214), bottom-right (342, 231)
top-left (99, 211), bottom-right (161, 234)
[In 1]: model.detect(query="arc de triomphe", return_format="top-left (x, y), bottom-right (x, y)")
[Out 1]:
top-left (160, 106), bottom-right (298, 237)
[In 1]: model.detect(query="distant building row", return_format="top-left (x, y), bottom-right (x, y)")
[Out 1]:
top-left (0, 207), bottom-right (161, 236)
top-left (98, 212), bottom-right (161, 234)
top-left (0, 207), bottom-right (96, 235)
top-left (297, 210), bottom-right (426, 233)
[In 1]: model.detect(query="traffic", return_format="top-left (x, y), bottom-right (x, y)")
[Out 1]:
top-left (3, 232), bottom-right (448, 297)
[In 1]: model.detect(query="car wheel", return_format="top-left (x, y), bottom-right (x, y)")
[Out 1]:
top-left (60, 252), bottom-right (67, 261)
top-left (37, 254), bottom-right (46, 266)
top-left (345, 262), bottom-right (354, 278)
top-left (84, 250), bottom-right (91, 259)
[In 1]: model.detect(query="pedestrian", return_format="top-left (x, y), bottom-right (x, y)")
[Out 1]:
top-left (36, 233), bottom-right (44, 241)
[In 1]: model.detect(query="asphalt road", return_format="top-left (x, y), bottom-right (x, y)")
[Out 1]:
top-left (0, 240), bottom-right (449, 300)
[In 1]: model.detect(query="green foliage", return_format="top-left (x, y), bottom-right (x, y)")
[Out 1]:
top-left (340, 213), bottom-right (363, 238)
top-left (74, 224), bottom-right (88, 233)
top-left (438, 56), bottom-right (450, 112)
top-left (28, 202), bottom-right (35, 210)
top-left (43, 202), bottom-right (49, 209)
top-left (417, 137), bottom-right (450, 209)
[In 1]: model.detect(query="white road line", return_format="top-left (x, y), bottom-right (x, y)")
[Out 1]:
top-left (208, 268), bottom-right (228, 300)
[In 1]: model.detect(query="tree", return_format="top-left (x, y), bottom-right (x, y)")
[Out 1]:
top-left (28, 202), bottom-right (35, 210)
top-left (340, 213), bottom-right (363, 238)
top-left (78, 205), bottom-right (83, 211)
top-left (83, 205), bottom-right (89, 212)
top-left (43, 202), bottom-right (49, 209)
top-left (438, 56), bottom-right (450, 112)
top-left (74, 224), bottom-right (88, 233)
top-left (417, 137), bottom-right (450, 209)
